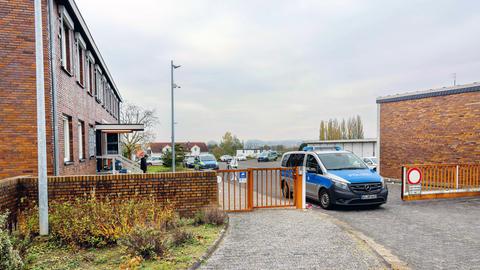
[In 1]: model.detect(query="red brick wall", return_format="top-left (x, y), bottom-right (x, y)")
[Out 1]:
top-left (0, 0), bottom-right (54, 179)
top-left (0, 0), bottom-right (120, 178)
top-left (0, 177), bottom-right (21, 220)
top-left (2, 172), bottom-right (218, 218)
top-left (379, 91), bottom-right (480, 179)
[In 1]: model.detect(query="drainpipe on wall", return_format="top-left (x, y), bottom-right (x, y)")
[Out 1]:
top-left (48, 0), bottom-right (60, 175)
top-left (376, 103), bottom-right (381, 175)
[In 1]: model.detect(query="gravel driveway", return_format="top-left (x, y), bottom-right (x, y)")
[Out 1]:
top-left (201, 209), bottom-right (386, 270)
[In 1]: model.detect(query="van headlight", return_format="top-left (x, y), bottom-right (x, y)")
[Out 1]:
top-left (332, 179), bottom-right (349, 190)
top-left (380, 177), bottom-right (385, 188)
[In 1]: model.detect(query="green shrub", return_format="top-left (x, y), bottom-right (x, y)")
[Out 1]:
top-left (170, 228), bottom-right (194, 247)
top-left (0, 212), bottom-right (24, 270)
top-left (18, 196), bottom-right (177, 248)
top-left (119, 226), bottom-right (167, 260)
top-left (194, 207), bottom-right (227, 226)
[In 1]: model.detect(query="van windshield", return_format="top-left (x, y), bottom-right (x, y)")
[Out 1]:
top-left (317, 152), bottom-right (368, 170)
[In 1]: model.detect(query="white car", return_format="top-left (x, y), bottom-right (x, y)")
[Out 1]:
top-left (236, 154), bottom-right (247, 161)
top-left (362, 157), bottom-right (378, 170)
top-left (146, 156), bottom-right (163, 166)
top-left (220, 155), bottom-right (233, 162)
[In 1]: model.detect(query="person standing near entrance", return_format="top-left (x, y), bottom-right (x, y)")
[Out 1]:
top-left (140, 155), bottom-right (148, 173)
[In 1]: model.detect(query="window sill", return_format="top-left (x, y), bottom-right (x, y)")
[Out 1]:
top-left (89, 156), bottom-right (96, 160)
top-left (79, 158), bottom-right (86, 163)
top-left (77, 81), bottom-right (85, 88)
top-left (62, 66), bottom-right (73, 77)
top-left (87, 91), bottom-right (93, 97)
top-left (64, 161), bottom-right (74, 166)
top-left (96, 98), bottom-right (101, 104)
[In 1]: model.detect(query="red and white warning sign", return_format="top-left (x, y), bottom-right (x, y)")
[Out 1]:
top-left (407, 168), bottom-right (422, 185)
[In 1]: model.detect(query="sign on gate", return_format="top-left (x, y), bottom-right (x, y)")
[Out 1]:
top-left (407, 168), bottom-right (422, 185)
top-left (239, 171), bottom-right (247, 183)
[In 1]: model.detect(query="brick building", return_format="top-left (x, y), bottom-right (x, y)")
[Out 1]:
top-left (376, 82), bottom-right (480, 179)
top-left (0, 0), bottom-right (141, 178)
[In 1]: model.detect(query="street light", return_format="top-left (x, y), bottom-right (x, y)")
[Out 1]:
top-left (34, 0), bottom-right (48, 235)
top-left (171, 61), bottom-right (181, 172)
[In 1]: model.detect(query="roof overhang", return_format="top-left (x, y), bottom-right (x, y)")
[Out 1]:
top-left (95, 124), bottom-right (144, 133)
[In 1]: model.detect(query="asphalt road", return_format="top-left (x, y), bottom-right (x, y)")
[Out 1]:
top-left (219, 159), bottom-right (480, 269)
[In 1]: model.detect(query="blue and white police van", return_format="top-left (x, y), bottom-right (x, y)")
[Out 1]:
top-left (281, 146), bottom-right (388, 209)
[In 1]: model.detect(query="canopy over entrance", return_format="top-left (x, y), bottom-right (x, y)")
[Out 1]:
top-left (95, 124), bottom-right (144, 133)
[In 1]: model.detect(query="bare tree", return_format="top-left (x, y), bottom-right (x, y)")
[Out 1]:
top-left (120, 102), bottom-right (159, 159)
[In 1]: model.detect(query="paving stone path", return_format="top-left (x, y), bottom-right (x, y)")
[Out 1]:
top-left (202, 209), bottom-right (386, 269)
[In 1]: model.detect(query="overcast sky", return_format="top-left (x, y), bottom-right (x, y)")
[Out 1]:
top-left (76, 0), bottom-right (480, 143)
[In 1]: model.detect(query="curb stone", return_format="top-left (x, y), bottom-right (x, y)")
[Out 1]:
top-left (189, 216), bottom-right (230, 270)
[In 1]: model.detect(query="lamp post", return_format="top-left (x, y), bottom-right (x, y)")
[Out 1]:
top-left (34, 0), bottom-right (48, 235)
top-left (171, 61), bottom-right (181, 172)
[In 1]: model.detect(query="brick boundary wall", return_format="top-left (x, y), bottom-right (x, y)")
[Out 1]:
top-left (0, 172), bottom-right (218, 226)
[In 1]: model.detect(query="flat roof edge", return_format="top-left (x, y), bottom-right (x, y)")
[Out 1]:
top-left (376, 82), bottom-right (480, 104)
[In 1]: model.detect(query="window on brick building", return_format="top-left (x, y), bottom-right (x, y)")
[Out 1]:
top-left (75, 33), bottom-right (86, 87)
top-left (88, 125), bottom-right (95, 158)
top-left (95, 66), bottom-right (102, 103)
top-left (63, 115), bottom-right (73, 163)
top-left (86, 51), bottom-right (95, 95)
top-left (78, 120), bottom-right (85, 160)
top-left (60, 6), bottom-right (74, 75)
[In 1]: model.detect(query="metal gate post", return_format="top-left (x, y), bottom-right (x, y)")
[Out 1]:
top-left (295, 167), bottom-right (303, 209)
top-left (247, 168), bottom-right (254, 210)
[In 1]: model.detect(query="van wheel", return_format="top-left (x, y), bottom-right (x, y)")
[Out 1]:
top-left (282, 183), bottom-right (290, 199)
top-left (319, 190), bottom-right (332, 209)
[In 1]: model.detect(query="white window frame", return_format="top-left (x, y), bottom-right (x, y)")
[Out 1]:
top-left (63, 116), bottom-right (71, 162)
top-left (78, 121), bottom-right (84, 160)
top-left (75, 33), bottom-right (87, 86)
top-left (88, 125), bottom-right (96, 158)
top-left (86, 51), bottom-right (95, 95)
top-left (101, 76), bottom-right (107, 106)
top-left (59, 6), bottom-right (74, 74)
top-left (95, 65), bottom-right (102, 102)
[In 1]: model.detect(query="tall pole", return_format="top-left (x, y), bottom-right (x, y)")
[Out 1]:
top-left (171, 60), bottom-right (175, 172)
top-left (35, 0), bottom-right (49, 235)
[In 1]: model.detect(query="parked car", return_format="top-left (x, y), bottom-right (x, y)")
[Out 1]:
top-left (194, 154), bottom-right (219, 170)
top-left (362, 157), bottom-right (378, 171)
top-left (257, 151), bottom-right (278, 162)
top-left (183, 156), bottom-right (196, 168)
top-left (146, 156), bottom-right (163, 166)
top-left (220, 155), bottom-right (233, 162)
top-left (236, 154), bottom-right (247, 161)
top-left (280, 146), bottom-right (388, 209)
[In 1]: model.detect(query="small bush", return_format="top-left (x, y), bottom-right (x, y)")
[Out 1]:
top-left (0, 212), bottom-right (24, 270)
top-left (119, 226), bottom-right (167, 260)
top-left (18, 196), bottom-right (177, 248)
top-left (194, 207), bottom-right (227, 226)
top-left (170, 228), bottom-right (193, 246)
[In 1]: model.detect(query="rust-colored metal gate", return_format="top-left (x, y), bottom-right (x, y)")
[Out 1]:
top-left (217, 167), bottom-right (302, 212)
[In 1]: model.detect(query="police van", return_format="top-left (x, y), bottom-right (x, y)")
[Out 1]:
top-left (281, 146), bottom-right (388, 209)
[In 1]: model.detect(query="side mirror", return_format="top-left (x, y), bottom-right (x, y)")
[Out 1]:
top-left (371, 167), bottom-right (377, 172)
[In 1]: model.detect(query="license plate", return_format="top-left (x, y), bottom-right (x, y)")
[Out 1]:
top-left (361, 194), bottom-right (377, 200)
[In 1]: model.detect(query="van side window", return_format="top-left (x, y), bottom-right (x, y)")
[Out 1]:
top-left (306, 155), bottom-right (321, 174)
top-left (282, 154), bottom-right (290, 167)
top-left (287, 154), bottom-right (304, 167)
